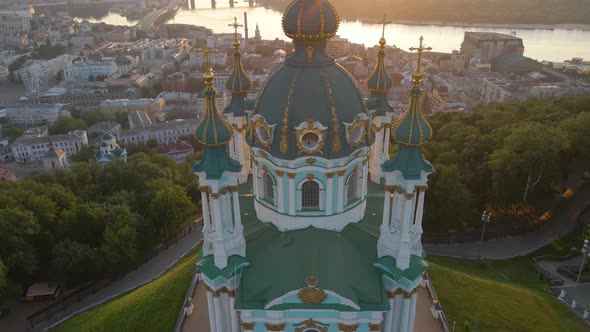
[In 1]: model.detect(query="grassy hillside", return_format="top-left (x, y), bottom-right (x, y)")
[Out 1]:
top-left (428, 255), bottom-right (587, 332)
top-left (53, 249), bottom-right (198, 332)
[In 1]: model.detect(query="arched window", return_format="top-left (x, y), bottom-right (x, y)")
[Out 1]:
top-left (347, 170), bottom-right (360, 205)
top-left (301, 180), bottom-right (320, 209)
top-left (262, 171), bottom-right (275, 205)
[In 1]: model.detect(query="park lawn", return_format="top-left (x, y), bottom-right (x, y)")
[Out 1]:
top-left (428, 233), bottom-right (587, 332)
top-left (53, 249), bottom-right (199, 332)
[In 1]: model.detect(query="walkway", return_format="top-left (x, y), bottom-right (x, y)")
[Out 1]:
top-left (424, 183), bottom-right (590, 259)
top-left (15, 219), bottom-right (203, 332)
top-left (537, 255), bottom-right (582, 287)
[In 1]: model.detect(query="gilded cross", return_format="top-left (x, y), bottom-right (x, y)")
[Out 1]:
top-left (196, 46), bottom-right (218, 69)
top-left (228, 17), bottom-right (243, 41)
top-left (378, 15), bottom-right (391, 39)
top-left (409, 36), bottom-right (432, 73)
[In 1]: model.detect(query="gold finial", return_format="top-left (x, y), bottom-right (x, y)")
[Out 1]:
top-left (409, 36), bottom-right (432, 79)
top-left (228, 17), bottom-right (243, 50)
top-left (378, 15), bottom-right (391, 46)
top-left (197, 46), bottom-right (218, 83)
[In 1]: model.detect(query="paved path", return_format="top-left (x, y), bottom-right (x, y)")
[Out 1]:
top-left (424, 183), bottom-right (590, 259)
top-left (23, 219), bottom-right (204, 332)
top-left (537, 255), bottom-right (582, 287)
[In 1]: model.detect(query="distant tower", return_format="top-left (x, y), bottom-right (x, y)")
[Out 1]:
top-left (224, 17), bottom-right (253, 183)
top-left (254, 23), bottom-right (261, 41)
top-left (377, 36), bottom-right (434, 332)
top-left (243, 12), bottom-right (249, 50)
top-left (193, 61), bottom-right (246, 332)
top-left (367, 17), bottom-right (394, 183)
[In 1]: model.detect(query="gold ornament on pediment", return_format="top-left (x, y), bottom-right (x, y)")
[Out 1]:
top-left (252, 116), bottom-right (273, 148)
top-left (325, 172), bottom-right (335, 179)
top-left (306, 173), bottom-right (315, 180)
top-left (275, 170), bottom-right (285, 177)
top-left (287, 172), bottom-right (296, 179)
top-left (241, 321), bottom-right (255, 330)
top-left (337, 170), bottom-right (346, 177)
top-left (338, 323), bottom-right (359, 332)
top-left (369, 323), bottom-right (382, 331)
top-left (305, 45), bottom-right (314, 63)
top-left (264, 323), bottom-right (286, 331)
top-left (297, 277), bottom-right (327, 304)
top-left (306, 158), bottom-right (316, 164)
top-left (347, 116), bottom-right (369, 147)
top-left (294, 319), bottom-right (328, 332)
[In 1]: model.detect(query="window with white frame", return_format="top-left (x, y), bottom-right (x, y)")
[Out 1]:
top-left (262, 171), bottom-right (275, 205)
top-left (346, 170), bottom-right (360, 205)
top-left (301, 180), bottom-right (320, 209)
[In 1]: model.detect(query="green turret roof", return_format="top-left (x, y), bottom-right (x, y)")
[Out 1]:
top-left (193, 67), bottom-right (242, 178)
top-left (382, 37), bottom-right (434, 179)
top-left (367, 38), bottom-right (393, 94)
top-left (225, 40), bottom-right (252, 95)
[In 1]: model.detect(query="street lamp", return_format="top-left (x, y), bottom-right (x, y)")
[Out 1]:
top-left (479, 211), bottom-right (492, 258)
top-left (577, 239), bottom-right (590, 284)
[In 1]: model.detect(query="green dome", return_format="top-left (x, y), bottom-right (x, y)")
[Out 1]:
top-left (250, 40), bottom-right (371, 159)
top-left (226, 42), bottom-right (252, 94)
top-left (367, 39), bottom-right (393, 93)
top-left (392, 85), bottom-right (432, 146)
top-left (282, 0), bottom-right (339, 41)
top-left (195, 88), bottom-right (233, 147)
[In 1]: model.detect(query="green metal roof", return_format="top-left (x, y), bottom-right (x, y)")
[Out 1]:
top-left (367, 42), bottom-right (393, 94)
top-left (366, 94), bottom-right (393, 116)
top-left (381, 145), bottom-right (433, 180)
top-left (192, 146), bottom-right (241, 179)
top-left (392, 86), bottom-right (432, 146)
top-left (223, 94), bottom-right (248, 116)
top-left (194, 89), bottom-right (233, 148)
top-left (250, 40), bottom-right (371, 160)
top-left (197, 254), bottom-right (250, 280)
top-left (226, 48), bottom-right (252, 95)
top-left (282, 0), bottom-right (339, 41)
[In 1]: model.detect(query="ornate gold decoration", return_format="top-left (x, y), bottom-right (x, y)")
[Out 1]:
top-left (241, 321), bottom-right (255, 330)
top-left (305, 45), bottom-right (314, 63)
top-left (347, 116), bottom-right (369, 147)
top-left (252, 116), bottom-right (273, 148)
top-left (198, 186), bottom-right (210, 193)
top-left (337, 170), bottom-right (346, 177)
top-left (280, 80), bottom-right (296, 153)
top-left (276, 170), bottom-right (285, 177)
top-left (297, 277), bottom-right (327, 304)
top-left (325, 172), bottom-right (335, 179)
top-left (205, 285), bottom-right (237, 297)
top-left (338, 323), bottom-right (359, 332)
top-left (369, 323), bottom-right (382, 331)
top-left (261, 164), bottom-right (268, 171)
top-left (265, 323), bottom-right (285, 331)
top-left (294, 120), bottom-right (326, 155)
top-left (281, 0), bottom-right (340, 41)
top-left (306, 173), bottom-right (315, 180)
top-left (386, 287), bottom-right (418, 299)
top-left (259, 150), bottom-right (269, 158)
top-left (294, 319), bottom-right (328, 332)
top-left (229, 185), bottom-right (239, 192)
top-left (210, 192), bottom-right (220, 199)
top-left (362, 158), bottom-right (368, 165)
top-left (287, 172), bottom-right (296, 179)
top-left (353, 165), bottom-right (359, 172)
top-left (252, 158), bottom-right (259, 166)
top-left (306, 158), bottom-right (316, 164)
top-left (323, 78), bottom-right (342, 153)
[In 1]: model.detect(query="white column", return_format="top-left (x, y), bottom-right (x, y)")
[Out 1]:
top-left (383, 127), bottom-right (390, 161)
top-left (399, 295), bottom-right (412, 332)
top-left (384, 297), bottom-right (394, 332)
top-left (375, 125), bottom-right (383, 165)
top-left (401, 196), bottom-right (412, 241)
top-left (288, 174), bottom-right (295, 215)
top-left (381, 191), bottom-right (391, 232)
top-left (414, 190), bottom-right (425, 235)
top-left (391, 294), bottom-right (403, 332)
top-left (213, 293), bottom-right (224, 332)
top-left (212, 196), bottom-right (224, 239)
top-left (337, 172), bottom-right (345, 213)
top-left (326, 175), bottom-right (334, 214)
top-left (232, 190), bottom-right (242, 231)
top-left (229, 295), bottom-right (240, 332)
top-left (202, 192), bottom-right (211, 232)
top-left (207, 291), bottom-right (218, 332)
top-left (407, 292), bottom-right (418, 332)
top-left (278, 174), bottom-right (284, 212)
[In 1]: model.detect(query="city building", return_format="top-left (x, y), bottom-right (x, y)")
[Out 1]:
top-left (69, 35), bottom-right (95, 49)
top-left (114, 56), bottom-right (136, 74)
top-left (63, 56), bottom-right (118, 82)
top-left (128, 111), bottom-right (152, 129)
top-left (0, 167), bottom-right (16, 181)
top-left (190, 51), bottom-right (227, 68)
top-left (439, 50), bottom-right (465, 73)
top-left (191, 2), bottom-right (434, 331)
top-left (0, 13), bottom-right (31, 34)
top-left (119, 118), bottom-right (198, 145)
top-left (5, 104), bottom-right (71, 126)
top-left (87, 121), bottom-right (121, 137)
top-left (460, 32), bottom-right (524, 63)
top-left (0, 65), bottom-right (9, 84)
top-left (95, 132), bottom-right (127, 164)
top-left (11, 130), bottom-right (88, 163)
top-left (158, 91), bottom-right (227, 115)
top-left (99, 98), bottom-right (165, 121)
top-left (326, 34), bottom-right (351, 58)
top-left (154, 140), bottom-right (194, 163)
top-left (491, 54), bottom-right (543, 75)
top-left (481, 78), bottom-right (588, 104)
top-left (42, 144), bottom-right (68, 169)
top-left (162, 72), bottom-right (187, 92)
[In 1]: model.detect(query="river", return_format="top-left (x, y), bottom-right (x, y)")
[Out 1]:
top-left (75, 0), bottom-right (590, 62)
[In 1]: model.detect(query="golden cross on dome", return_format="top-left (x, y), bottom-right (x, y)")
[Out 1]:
top-left (378, 15), bottom-right (391, 40)
top-left (228, 17), bottom-right (243, 41)
top-left (409, 36), bottom-right (432, 73)
top-left (196, 46), bottom-right (218, 70)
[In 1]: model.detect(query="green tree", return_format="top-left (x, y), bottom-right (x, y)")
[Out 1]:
top-left (488, 123), bottom-right (564, 203)
top-left (0, 208), bottom-right (40, 283)
top-left (560, 112), bottom-right (590, 158)
top-left (71, 145), bottom-right (96, 163)
top-left (100, 219), bottom-right (137, 276)
top-left (49, 117), bottom-right (87, 135)
top-left (149, 185), bottom-right (195, 236)
top-left (50, 240), bottom-right (100, 287)
top-left (0, 259), bottom-right (6, 292)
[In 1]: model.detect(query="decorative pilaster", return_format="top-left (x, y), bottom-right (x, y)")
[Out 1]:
top-left (206, 291), bottom-right (217, 332)
top-left (288, 172), bottom-right (296, 215)
top-left (336, 170), bottom-right (346, 213)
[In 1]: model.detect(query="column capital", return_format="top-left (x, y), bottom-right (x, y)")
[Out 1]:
top-left (337, 323), bottom-right (359, 332)
top-left (287, 172), bottom-right (296, 179)
top-left (368, 323), bottom-right (382, 331)
top-left (265, 322), bottom-right (285, 331)
top-left (241, 321), bottom-right (255, 331)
